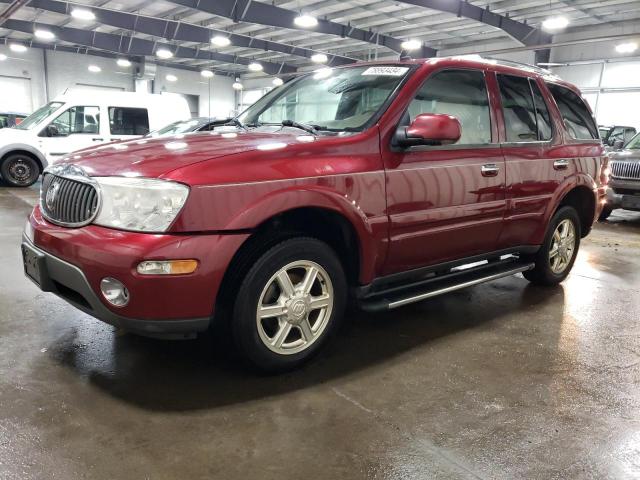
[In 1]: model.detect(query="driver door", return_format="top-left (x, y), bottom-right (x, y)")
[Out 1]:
top-left (39, 105), bottom-right (102, 163)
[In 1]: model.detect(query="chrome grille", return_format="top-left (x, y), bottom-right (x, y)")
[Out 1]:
top-left (41, 173), bottom-right (99, 227)
top-left (610, 160), bottom-right (640, 181)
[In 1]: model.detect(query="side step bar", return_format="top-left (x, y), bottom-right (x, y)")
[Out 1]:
top-left (359, 262), bottom-right (535, 312)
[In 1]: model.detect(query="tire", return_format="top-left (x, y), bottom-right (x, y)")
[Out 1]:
top-left (598, 205), bottom-right (613, 221)
top-left (0, 153), bottom-right (40, 187)
top-left (231, 237), bottom-right (347, 373)
top-left (523, 206), bottom-right (581, 286)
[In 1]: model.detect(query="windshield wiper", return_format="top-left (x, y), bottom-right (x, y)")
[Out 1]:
top-left (212, 117), bottom-right (249, 131)
top-left (281, 119), bottom-right (323, 135)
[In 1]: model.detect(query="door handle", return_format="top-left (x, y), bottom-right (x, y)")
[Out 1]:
top-left (92, 137), bottom-right (104, 141)
top-left (481, 163), bottom-right (500, 177)
top-left (554, 159), bottom-right (570, 170)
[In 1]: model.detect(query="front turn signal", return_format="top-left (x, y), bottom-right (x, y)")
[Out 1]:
top-left (137, 259), bottom-right (198, 275)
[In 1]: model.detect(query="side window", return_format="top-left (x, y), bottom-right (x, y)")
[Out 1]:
top-left (625, 128), bottom-right (636, 144)
top-left (109, 107), bottom-right (150, 135)
top-left (407, 69), bottom-right (492, 145)
top-left (49, 106), bottom-right (100, 136)
top-left (530, 81), bottom-right (552, 140)
top-left (546, 83), bottom-right (598, 140)
top-left (497, 74), bottom-right (537, 142)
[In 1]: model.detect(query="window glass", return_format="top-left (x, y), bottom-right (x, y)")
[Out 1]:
top-left (109, 107), bottom-right (150, 135)
top-left (16, 101), bottom-right (63, 130)
top-left (530, 81), bottom-right (552, 140)
top-left (498, 75), bottom-right (537, 142)
top-left (49, 106), bottom-right (100, 136)
top-left (407, 69), bottom-right (491, 144)
top-left (546, 83), bottom-right (598, 139)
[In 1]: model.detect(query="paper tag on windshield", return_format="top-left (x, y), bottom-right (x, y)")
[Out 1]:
top-left (361, 66), bottom-right (409, 76)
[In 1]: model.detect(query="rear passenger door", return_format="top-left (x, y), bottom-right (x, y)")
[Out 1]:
top-left (383, 68), bottom-right (506, 274)
top-left (496, 74), bottom-right (562, 248)
top-left (106, 106), bottom-right (150, 142)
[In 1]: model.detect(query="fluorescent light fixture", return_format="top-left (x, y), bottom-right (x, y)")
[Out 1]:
top-left (71, 8), bottom-right (95, 21)
top-left (615, 42), bottom-right (638, 54)
top-left (9, 43), bottom-right (27, 53)
top-left (156, 48), bottom-right (173, 59)
top-left (211, 35), bottom-right (231, 47)
top-left (294, 14), bottom-right (318, 28)
top-left (232, 81), bottom-right (243, 90)
top-left (311, 53), bottom-right (328, 63)
top-left (117, 58), bottom-right (131, 67)
top-left (166, 74), bottom-right (178, 82)
top-left (34, 29), bottom-right (55, 41)
top-left (272, 77), bottom-right (284, 86)
top-left (542, 16), bottom-right (569, 30)
top-left (0, 54), bottom-right (6, 61)
top-left (401, 39), bottom-right (422, 51)
top-left (88, 65), bottom-right (101, 73)
top-left (248, 62), bottom-right (263, 72)
top-left (201, 69), bottom-right (214, 78)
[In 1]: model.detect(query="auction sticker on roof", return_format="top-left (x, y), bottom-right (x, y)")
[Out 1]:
top-left (361, 66), bottom-right (409, 76)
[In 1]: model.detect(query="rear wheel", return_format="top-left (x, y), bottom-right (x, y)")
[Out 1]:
top-left (0, 153), bottom-right (40, 187)
top-left (231, 237), bottom-right (347, 373)
top-left (524, 206), bottom-right (581, 286)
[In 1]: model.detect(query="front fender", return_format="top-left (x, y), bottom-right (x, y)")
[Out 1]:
top-left (0, 142), bottom-right (48, 170)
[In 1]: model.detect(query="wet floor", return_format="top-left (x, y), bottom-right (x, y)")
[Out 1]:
top-left (1, 182), bottom-right (640, 479)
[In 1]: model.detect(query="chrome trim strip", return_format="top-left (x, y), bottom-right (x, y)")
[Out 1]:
top-left (386, 263), bottom-right (535, 309)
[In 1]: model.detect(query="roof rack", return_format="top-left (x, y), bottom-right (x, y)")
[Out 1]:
top-left (482, 57), bottom-right (554, 75)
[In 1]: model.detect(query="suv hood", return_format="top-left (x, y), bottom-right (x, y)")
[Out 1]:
top-left (610, 149), bottom-right (640, 162)
top-left (57, 130), bottom-right (318, 178)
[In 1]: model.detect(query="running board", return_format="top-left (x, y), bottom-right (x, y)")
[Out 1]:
top-left (359, 262), bottom-right (535, 312)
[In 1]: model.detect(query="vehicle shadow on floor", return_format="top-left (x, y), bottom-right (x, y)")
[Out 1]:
top-left (50, 280), bottom-right (565, 412)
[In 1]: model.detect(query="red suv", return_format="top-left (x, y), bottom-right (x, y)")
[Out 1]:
top-left (22, 57), bottom-right (607, 372)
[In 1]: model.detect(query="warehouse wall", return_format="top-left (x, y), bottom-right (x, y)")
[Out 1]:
top-left (0, 45), bottom-right (236, 119)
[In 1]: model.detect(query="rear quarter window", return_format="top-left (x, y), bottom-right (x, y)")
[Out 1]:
top-left (546, 83), bottom-right (598, 140)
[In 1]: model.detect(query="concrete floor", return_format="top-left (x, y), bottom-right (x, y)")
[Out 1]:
top-left (1, 182), bottom-right (640, 480)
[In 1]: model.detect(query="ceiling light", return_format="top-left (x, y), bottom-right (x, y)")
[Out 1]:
top-left (232, 81), bottom-right (243, 90)
top-left (615, 42), bottom-right (638, 54)
top-left (248, 62), bottom-right (263, 71)
top-left (201, 69), bottom-right (214, 78)
top-left (401, 39), bottom-right (422, 51)
top-left (0, 54), bottom-right (6, 61)
top-left (542, 16), bottom-right (569, 31)
top-left (9, 43), bottom-right (27, 53)
top-left (311, 53), bottom-right (328, 63)
top-left (71, 8), bottom-right (95, 21)
top-left (272, 77), bottom-right (283, 86)
top-left (166, 74), bottom-right (177, 82)
top-left (117, 58), bottom-right (131, 67)
top-left (156, 48), bottom-right (173, 59)
top-left (88, 65), bottom-right (101, 73)
top-left (294, 14), bottom-right (318, 28)
top-left (211, 35), bottom-right (231, 47)
top-left (34, 29), bottom-right (55, 41)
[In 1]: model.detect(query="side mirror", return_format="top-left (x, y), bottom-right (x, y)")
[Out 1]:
top-left (45, 124), bottom-right (62, 137)
top-left (394, 113), bottom-right (461, 148)
top-left (613, 139), bottom-right (624, 151)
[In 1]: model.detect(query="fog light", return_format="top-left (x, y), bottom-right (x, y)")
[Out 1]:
top-left (136, 259), bottom-right (198, 275)
top-left (100, 277), bottom-right (130, 306)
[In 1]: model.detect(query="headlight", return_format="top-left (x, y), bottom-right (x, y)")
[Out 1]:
top-left (93, 177), bottom-right (189, 232)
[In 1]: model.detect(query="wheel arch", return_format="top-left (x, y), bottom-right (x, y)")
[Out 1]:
top-left (553, 174), bottom-right (597, 238)
top-left (0, 145), bottom-right (47, 173)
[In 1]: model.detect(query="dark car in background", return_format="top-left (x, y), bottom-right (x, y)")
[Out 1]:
top-left (0, 112), bottom-right (27, 129)
top-left (602, 131), bottom-right (640, 219)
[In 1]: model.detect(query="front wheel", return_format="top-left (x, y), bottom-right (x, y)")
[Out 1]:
top-left (0, 153), bottom-right (40, 187)
top-left (523, 206), bottom-right (581, 286)
top-left (231, 237), bottom-right (347, 373)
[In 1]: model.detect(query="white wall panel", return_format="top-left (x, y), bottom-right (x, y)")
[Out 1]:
top-left (0, 76), bottom-right (32, 112)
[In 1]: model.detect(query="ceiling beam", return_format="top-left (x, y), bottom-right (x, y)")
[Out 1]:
top-left (10, 0), bottom-right (356, 66)
top-left (3, 18), bottom-right (296, 74)
top-left (164, 0), bottom-right (437, 57)
top-left (392, 0), bottom-right (551, 46)
top-left (0, 0), bottom-right (29, 24)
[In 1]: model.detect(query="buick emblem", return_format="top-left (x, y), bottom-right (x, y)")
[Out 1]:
top-left (46, 179), bottom-right (61, 210)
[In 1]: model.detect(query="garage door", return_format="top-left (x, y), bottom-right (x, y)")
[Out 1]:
top-left (596, 91), bottom-right (640, 128)
top-left (0, 76), bottom-right (32, 113)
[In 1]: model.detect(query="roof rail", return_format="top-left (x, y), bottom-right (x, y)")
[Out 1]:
top-left (482, 57), bottom-right (554, 75)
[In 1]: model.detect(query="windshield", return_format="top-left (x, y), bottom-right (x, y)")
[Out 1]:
top-left (238, 65), bottom-right (413, 132)
top-left (626, 132), bottom-right (640, 150)
top-left (15, 102), bottom-right (63, 130)
top-left (148, 118), bottom-right (208, 137)
top-left (599, 127), bottom-right (610, 139)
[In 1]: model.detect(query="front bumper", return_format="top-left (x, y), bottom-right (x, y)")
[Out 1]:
top-left (606, 184), bottom-right (640, 212)
top-left (23, 207), bottom-right (250, 337)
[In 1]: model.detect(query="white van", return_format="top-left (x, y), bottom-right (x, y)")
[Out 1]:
top-left (0, 91), bottom-right (191, 187)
